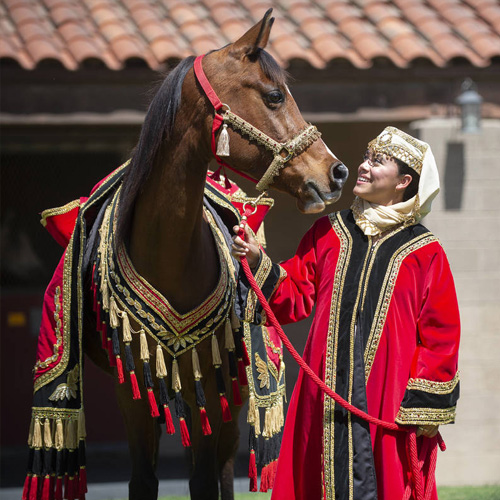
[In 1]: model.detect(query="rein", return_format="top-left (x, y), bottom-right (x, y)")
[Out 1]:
top-left (236, 211), bottom-right (446, 500)
top-left (193, 55), bottom-right (322, 192)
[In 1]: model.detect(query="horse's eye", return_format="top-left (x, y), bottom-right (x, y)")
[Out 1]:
top-left (265, 90), bottom-right (284, 106)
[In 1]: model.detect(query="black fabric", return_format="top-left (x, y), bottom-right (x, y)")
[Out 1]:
top-left (400, 384), bottom-right (460, 410)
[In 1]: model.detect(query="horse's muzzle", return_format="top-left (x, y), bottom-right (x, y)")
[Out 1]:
top-left (331, 161), bottom-right (349, 191)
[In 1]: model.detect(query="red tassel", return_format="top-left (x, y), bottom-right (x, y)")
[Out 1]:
top-left (79, 468), bottom-right (87, 495)
top-left (260, 464), bottom-right (269, 492)
top-left (163, 406), bottom-right (175, 435)
top-left (66, 477), bottom-right (75, 500)
top-left (100, 323), bottom-right (107, 349)
top-left (107, 339), bottom-right (116, 367)
top-left (116, 356), bottom-right (125, 384)
top-left (129, 371), bottom-right (141, 400)
top-left (268, 460), bottom-right (277, 490)
top-left (179, 418), bottom-right (191, 447)
top-left (55, 477), bottom-right (63, 500)
top-left (219, 394), bottom-right (232, 422)
top-left (238, 359), bottom-right (248, 385)
top-left (199, 408), bottom-right (212, 436)
top-left (29, 475), bottom-right (38, 500)
top-left (231, 378), bottom-right (242, 406)
top-left (209, 167), bottom-right (222, 182)
top-left (92, 283), bottom-right (97, 313)
top-left (248, 450), bottom-right (257, 492)
top-left (41, 475), bottom-right (51, 500)
top-left (224, 174), bottom-right (232, 190)
top-left (22, 474), bottom-right (31, 500)
top-left (96, 304), bottom-right (102, 332)
top-left (147, 389), bottom-right (160, 418)
top-left (242, 341), bottom-right (250, 366)
top-left (73, 474), bottom-right (80, 498)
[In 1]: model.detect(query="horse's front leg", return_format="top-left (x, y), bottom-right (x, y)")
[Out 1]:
top-left (116, 382), bottom-right (161, 500)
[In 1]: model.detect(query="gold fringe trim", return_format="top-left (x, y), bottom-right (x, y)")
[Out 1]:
top-left (172, 358), bottom-right (182, 392)
top-left (78, 409), bottom-right (86, 440)
top-left (101, 279), bottom-right (109, 311)
top-left (212, 335), bottom-right (222, 367)
top-left (156, 344), bottom-right (167, 378)
top-left (65, 418), bottom-right (77, 450)
top-left (55, 418), bottom-right (64, 451)
top-left (32, 418), bottom-right (43, 448)
top-left (192, 348), bottom-right (202, 381)
top-left (247, 395), bottom-right (256, 425)
top-left (230, 307), bottom-right (240, 330)
top-left (28, 417), bottom-right (35, 446)
top-left (140, 329), bottom-right (150, 361)
top-left (225, 320), bottom-right (235, 350)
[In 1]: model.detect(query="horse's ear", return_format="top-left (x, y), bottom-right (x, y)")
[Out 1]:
top-left (230, 8), bottom-right (274, 58)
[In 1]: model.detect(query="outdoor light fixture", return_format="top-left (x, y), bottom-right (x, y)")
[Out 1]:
top-left (456, 78), bottom-right (482, 133)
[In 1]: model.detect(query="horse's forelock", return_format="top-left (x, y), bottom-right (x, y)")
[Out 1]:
top-left (255, 49), bottom-right (289, 87)
top-left (116, 56), bottom-right (196, 245)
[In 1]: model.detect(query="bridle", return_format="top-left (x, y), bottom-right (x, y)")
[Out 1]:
top-left (193, 55), bottom-right (322, 192)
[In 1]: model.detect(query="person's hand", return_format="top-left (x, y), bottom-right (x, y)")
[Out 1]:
top-left (416, 424), bottom-right (439, 438)
top-left (232, 224), bottom-right (260, 269)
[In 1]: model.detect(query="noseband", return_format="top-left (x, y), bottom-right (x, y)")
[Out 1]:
top-left (193, 55), bottom-right (321, 192)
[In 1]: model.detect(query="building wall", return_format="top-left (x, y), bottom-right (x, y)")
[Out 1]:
top-left (412, 118), bottom-right (500, 486)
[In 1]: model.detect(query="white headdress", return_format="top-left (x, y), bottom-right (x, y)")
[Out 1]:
top-left (353, 127), bottom-right (440, 236)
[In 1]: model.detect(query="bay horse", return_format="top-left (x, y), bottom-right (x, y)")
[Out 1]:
top-left (82, 9), bottom-right (348, 500)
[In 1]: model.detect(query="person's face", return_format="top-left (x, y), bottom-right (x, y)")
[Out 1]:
top-left (352, 149), bottom-right (411, 206)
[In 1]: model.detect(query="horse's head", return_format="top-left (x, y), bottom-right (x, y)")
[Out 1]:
top-left (198, 9), bottom-right (348, 213)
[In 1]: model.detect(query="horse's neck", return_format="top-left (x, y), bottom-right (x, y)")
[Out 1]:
top-left (128, 147), bottom-right (220, 313)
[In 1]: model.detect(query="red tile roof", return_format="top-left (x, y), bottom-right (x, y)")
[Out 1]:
top-left (1, 0), bottom-right (500, 71)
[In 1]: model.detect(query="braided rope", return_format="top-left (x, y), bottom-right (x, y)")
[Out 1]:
top-left (237, 215), bottom-right (446, 500)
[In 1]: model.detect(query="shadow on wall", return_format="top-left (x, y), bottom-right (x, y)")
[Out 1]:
top-left (444, 141), bottom-right (465, 210)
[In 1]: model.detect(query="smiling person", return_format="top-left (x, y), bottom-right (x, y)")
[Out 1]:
top-left (232, 127), bottom-right (460, 500)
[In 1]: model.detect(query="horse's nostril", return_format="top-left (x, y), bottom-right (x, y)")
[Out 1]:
top-left (331, 162), bottom-right (349, 183)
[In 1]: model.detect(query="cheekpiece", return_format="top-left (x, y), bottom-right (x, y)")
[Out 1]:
top-left (368, 126), bottom-right (427, 175)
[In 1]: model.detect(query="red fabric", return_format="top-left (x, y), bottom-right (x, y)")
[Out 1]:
top-left (42, 198), bottom-right (87, 248)
top-left (269, 216), bottom-right (460, 500)
top-left (163, 406), bottom-right (176, 435)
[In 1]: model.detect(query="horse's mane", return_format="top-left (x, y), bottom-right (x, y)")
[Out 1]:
top-left (116, 49), bottom-right (287, 245)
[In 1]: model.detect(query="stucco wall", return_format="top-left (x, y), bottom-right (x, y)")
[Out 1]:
top-left (411, 118), bottom-right (500, 486)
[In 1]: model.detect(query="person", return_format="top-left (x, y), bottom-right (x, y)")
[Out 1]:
top-left (232, 127), bottom-right (460, 500)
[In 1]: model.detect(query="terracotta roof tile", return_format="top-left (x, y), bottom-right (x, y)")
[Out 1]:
top-left (1, 0), bottom-right (499, 70)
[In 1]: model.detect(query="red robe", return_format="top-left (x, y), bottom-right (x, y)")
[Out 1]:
top-left (245, 210), bottom-right (460, 500)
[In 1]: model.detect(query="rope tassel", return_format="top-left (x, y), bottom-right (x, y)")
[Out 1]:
top-left (216, 123), bottom-right (230, 156)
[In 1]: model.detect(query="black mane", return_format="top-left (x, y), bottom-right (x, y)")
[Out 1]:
top-left (116, 56), bottom-right (196, 244)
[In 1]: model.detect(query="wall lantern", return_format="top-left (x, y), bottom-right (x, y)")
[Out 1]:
top-left (456, 78), bottom-right (482, 133)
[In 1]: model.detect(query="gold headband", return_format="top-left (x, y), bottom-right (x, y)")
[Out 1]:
top-left (368, 126), bottom-right (428, 174)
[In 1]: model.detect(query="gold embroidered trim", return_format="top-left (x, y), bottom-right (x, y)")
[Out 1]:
top-left (395, 406), bottom-right (456, 425)
top-left (323, 213), bottom-right (352, 499)
top-left (245, 251), bottom-right (273, 324)
top-left (32, 407), bottom-right (81, 420)
top-left (34, 286), bottom-right (63, 371)
top-left (406, 372), bottom-right (459, 395)
top-left (40, 199), bottom-right (81, 227)
top-left (364, 233), bottom-right (438, 380)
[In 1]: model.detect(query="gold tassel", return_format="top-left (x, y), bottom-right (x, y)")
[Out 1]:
top-left (230, 306), bottom-right (240, 330)
top-left (254, 405), bottom-right (261, 436)
top-left (139, 329), bottom-right (150, 361)
top-left (28, 416), bottom-right (35, 446)
top-left (101, 279), bottom-right (109, 311)
top-left (172, 358), bottom-right (182, 392)
top-left (32, 418), bottom-right (43, 448)
top-left (247, 395), bottom-right (256, 425)
top-left (192, 348), bottom-right (202, 380)
top-left (55, 418), bottom-right (64, 451)
top-left (78, 409), bottom-right (86, 440)
top-left (65, 418), bottom-right (77, 450)
top-left (212, 335), bottom-right (222, 366)
top-left (263, 407), bottom-right (272, 438)
top-left (225, 320), bottom-right (235, 350)
top-left (43, 418), bottom-right (53, 449)
top-left (109, 296), bottom-right (120, 328)
top-left (121, 311), bottom-right (132, 342)
top-left (216, 123), bottom-right (230, 156)
top-left (156, 344), bottom-right (167, 378)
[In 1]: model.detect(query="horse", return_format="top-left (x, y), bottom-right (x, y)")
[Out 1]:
top-left (28, 9), bottom-right (348, 500)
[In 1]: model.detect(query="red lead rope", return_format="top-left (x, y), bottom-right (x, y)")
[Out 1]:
top-left (237, 217), bottom-right (445, 500)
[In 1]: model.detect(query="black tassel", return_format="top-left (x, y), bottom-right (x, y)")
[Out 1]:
top-left (234, 332), bottom-right (244, 358)
top-left (249, 425), bottom-right (259, 463)
top-left (78, 440), bottom-right (86, 469)
top-left (215, 366), bottom-right (226, 394)
top-left (67, 450), bottom-right (77, 478)
top-left (194, 379), bottom-right (206, 408)
top-left (124, 343), bottom-right (135, 372)
top-left (55, 450), bottom-right (64, 477)
top-left (228, 350), bottom-right (238, 378)
top-left (261, 438), bottom-right (270, 468)
top-left (26, 446), bottom-right (34, 474)
top-left (42, 448), bottom-right (53, 476)
top-left (111, 328), bottom-right (121, 356)
top-left (174, 391), bottom-right (186, 419)
top-left (158, 377), bottom-right (169, 405)
top-left (32, 448), bottom-right (43, 476)
top-left (143, 361), bottom-right (154, 388)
